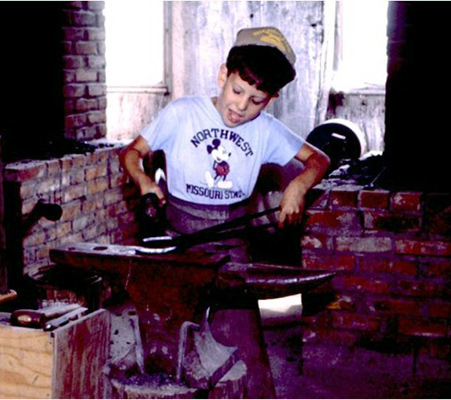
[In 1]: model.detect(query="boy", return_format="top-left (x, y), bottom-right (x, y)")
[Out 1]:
top-left (120, 27), bottom-right (330, 397)
top-left (120, 27), bottom-right (329, 233)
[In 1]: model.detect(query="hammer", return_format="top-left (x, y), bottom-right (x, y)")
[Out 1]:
top-left (10, 303), bottom-right (83, 329)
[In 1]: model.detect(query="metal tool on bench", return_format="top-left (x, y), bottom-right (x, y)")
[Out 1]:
top-left (8, 303), bottom-right (86, 329)
top-left (43, 305), bottom-right (88, 331)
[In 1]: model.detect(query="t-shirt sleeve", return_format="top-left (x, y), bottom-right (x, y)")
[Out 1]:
top-left (140, 101), bottom-right (179, 151)
top-left (263, 117), bottom-right (305, 166)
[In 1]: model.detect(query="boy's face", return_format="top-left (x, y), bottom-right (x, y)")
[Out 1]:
top-left (215, 65), bottom-right (276, 128)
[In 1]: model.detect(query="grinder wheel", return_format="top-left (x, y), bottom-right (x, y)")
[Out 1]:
top-left (306, 119), bottom-right (364, 174)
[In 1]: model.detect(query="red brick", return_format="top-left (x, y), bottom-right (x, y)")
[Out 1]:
top-left (62, 184), bottom-right (86, 202)
top-left (64, 99), bottom-right (75, 114)
top-left (63, 55), bottom-right (85, 69)
top-left (23, 230), bottom-right (46, 247)
top-left (87, 149), bottom-right (109, 164)
top-left (69, 169), bottom-right (85, 185)
top-left (395, 239), bottom-right (451, 256)
top-left (54, 221), bottom-right (72, 239)
top-left (85, 164), bottom-right (107, 181)
top-left (390, 259), bottom-right (418, 276)
top-left (372, 298), bottom-right (422, 316)
top-left (336, 236), bottom-right (392, 253)
top-left (87, 83), bottom-right (106, 96)
top-left (82, 197), bottom-right (104, 214)
top-left (87, 177), bottom-right (108, 195)
top-left (66, 10), bottom-right (96, 27)
top-left (390, 191), bottom-right (422, 212)
top-left (359, 189), bottom-right (390, 209)
top-left (329, 187), bottom-right (359, 208)
top-left (305, 210), bottom-right (361, 230)
top-left (63, 83), bottom-right (86, 98)
top-left (427, 300), bottom-right (451, 319)
top-left (426, 341), bottom-right (451, 360)
top-left (109, 173), bottom-right (127, 189)
top-left (63, 27), bottom-right (86, 41)
top-left (76, 98), bottom-right (98, 112)
top-left (398, 317), bottom-right (447, 338)
top-left (36, 177), bottom-right (61, 194)
top-left (85, 27), bottom-right (105, 41)
top-left (359, 256), bottom-right (418, 276)
top-left (332, 312), bottom-right (381, 331)
top-left (75, 69), bottom-right (98, 82)
top-left (3, 161), bottom-right (47, 182)
top-left (75, 41), bottom-right (98, 55)
top-left (87, 111), bottom-right (106, 124)
top-left (20, 182), bottom-right (37, 199)
top-left (65, 113), bottom-right (88, 128)
top-left (422, 260), bottom-right (451, 279)
top-left (334, 275), bottom-right (391, 294)
top-left (359, 256), bottom-right (390, 273)
top-left (46, 159), bottom-right (61, 176)
top-left (302, 253), bottom-right (356, 271)
top-left (396, 279), bottom-right (447, 298)
top-left (364, 211), bottom-right (420, 232)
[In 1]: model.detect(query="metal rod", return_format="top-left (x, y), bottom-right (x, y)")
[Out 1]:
top-left (143, 206), bottom-right (281, 250)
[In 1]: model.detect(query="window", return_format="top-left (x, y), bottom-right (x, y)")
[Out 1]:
top-left (104, 0), bottom-right (166, 141)
top-left (104, 0), bottom-right (165, 88)
top-left (334, 0), bottom-right (388, 91)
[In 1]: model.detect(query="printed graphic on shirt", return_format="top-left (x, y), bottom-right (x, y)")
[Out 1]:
top-left (205, 139), bottom-right (232, 189)
top-left (184, 128), bottom-right (255, 202)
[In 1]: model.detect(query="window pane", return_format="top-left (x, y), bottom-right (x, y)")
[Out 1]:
top-left (337, 0), bottom-right (388, 89)
top-left (104, 0), bottom-right (164, 86)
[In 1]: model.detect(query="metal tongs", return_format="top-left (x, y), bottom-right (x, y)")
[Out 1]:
top-left (139, 206), bottom-right (281, 254)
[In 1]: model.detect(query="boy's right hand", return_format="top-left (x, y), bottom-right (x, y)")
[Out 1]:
top-left (140, 179), bottom-right (166, 207)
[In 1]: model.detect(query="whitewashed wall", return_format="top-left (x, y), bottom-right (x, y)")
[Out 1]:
top-left (168, 1), bottom-right (336, 138)
top-left (107, 2), bottom-right (343, 142)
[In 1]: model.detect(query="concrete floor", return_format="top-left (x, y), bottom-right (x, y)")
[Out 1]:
top-left (106, 299), bottom-right (451, 399)
top-left (264, 323), bottom-right (451, 399)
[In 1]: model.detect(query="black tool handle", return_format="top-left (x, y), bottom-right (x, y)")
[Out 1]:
top-left (171, 206), bottom-right (281, 248)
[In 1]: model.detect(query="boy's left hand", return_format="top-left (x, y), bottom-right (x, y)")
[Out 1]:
top-left (278, 142), bottom-right (331, 227)
top-left (278, 180), bottom-right (307, 227)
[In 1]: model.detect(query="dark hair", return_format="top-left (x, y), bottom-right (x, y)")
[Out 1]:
top-left (226, 45), bottom-right (296, 95)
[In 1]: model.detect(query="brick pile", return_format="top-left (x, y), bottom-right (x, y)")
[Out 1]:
top-left (301, 183), bottom-right (451, 360)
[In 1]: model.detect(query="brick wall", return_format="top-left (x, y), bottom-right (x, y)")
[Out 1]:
top-left (300, 183), bottom-right (451, 360)
top-left (62, 2), bottom-right (107, 141)
top-left (2, 150), bottom-right (450, 361)
top-left (3, 144), bottom-right (139, 280)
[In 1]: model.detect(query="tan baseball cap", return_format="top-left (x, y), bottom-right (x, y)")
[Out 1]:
top-left (234, 27), bottom-right (296, 67)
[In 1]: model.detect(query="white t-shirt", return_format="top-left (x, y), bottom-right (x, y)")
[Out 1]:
top-left (141, 96), bottom-right (304, 205)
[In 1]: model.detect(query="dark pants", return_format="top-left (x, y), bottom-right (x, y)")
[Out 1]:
top-left (165, 196), bottom-right (276, 398)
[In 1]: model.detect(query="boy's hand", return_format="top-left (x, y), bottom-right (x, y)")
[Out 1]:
top-left (278, 180), bottom-right (307, 227)
top-left (278, 142), bottom-right (330, 227)
top-left (140, 179), bottom-right (166, 207)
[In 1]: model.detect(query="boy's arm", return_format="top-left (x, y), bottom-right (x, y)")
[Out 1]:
top-left (119, 135), bottom-right (166, 204)
top-left (279, 142), bottom-right (330, 226)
